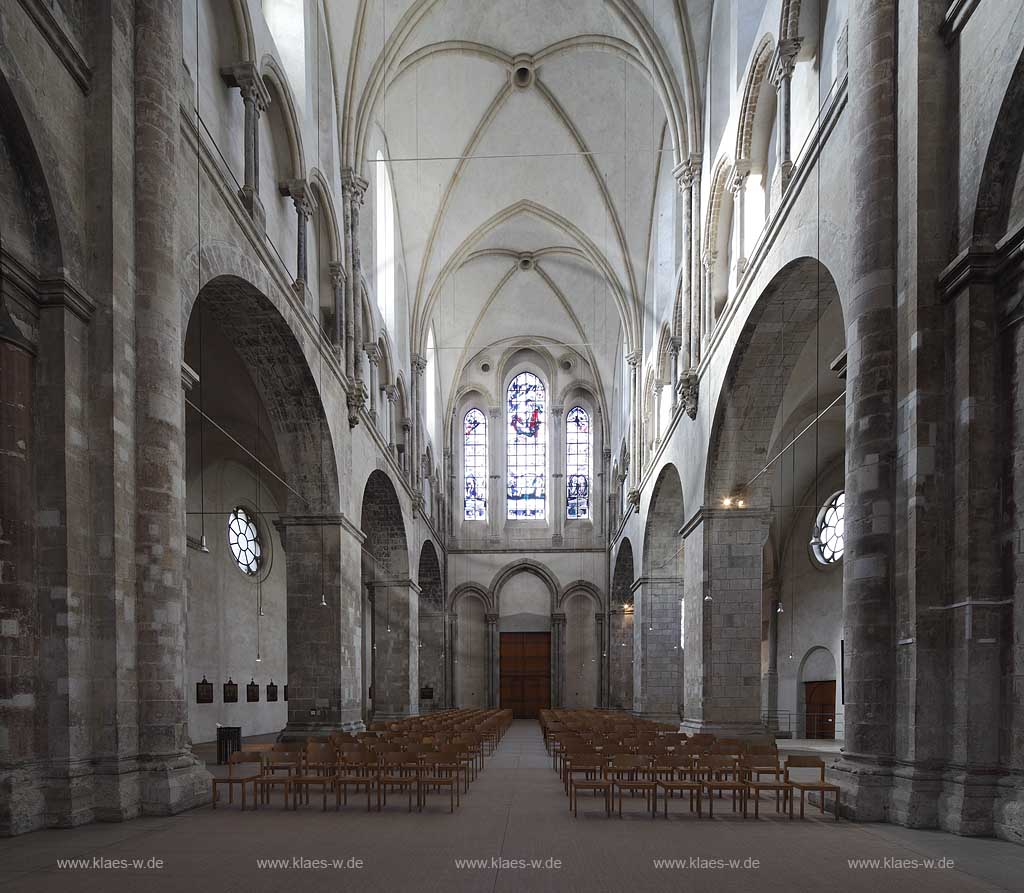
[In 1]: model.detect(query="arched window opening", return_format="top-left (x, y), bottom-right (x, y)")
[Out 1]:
top-left (506, 372), bottom-right (546, 519)
top-left (811, 491), bottom-right (845, 565)
top-left (425, 327), bottom-right (438, 447)
top-left (566, 405), bottom-right (591, 520)
top-left (374, 149), bottom-right (395, 331)
top-left (464, 409), bottom-right (487, 521)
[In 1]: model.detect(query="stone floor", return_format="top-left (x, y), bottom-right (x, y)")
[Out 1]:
top-left (3, 721), bottom-right (1023, 892)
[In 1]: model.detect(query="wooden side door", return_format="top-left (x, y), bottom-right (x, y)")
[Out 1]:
top-left (804, 680), bottom-right (836, 739)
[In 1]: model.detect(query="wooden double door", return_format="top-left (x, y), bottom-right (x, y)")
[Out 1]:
top-left (499, 632), bottom-right (551, 719)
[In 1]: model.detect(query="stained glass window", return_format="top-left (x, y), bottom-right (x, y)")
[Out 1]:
top-left (811, 491), bottom-right (845, 565)
top-left (506, 372), bottom-right (546, 519)
top-left (464, 408), bottom-right (487, 520)
top-left (566, 405), bottom-right (591, 519)
top-left (227, 506), bottom-right (262, 575)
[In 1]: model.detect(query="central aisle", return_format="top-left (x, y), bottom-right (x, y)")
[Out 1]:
top-left (1, 721), bottom-right (1021, 892)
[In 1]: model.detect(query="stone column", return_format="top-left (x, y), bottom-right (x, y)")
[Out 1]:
top-left (625, 351), bottom-right (641, 503)
top-left (681, 508), bottom-right (770, 735)
top-left (280, 179), bottom-right (314, 302)
top-left (673, 162), bottom-right (693, 373)
top-left (594, 612), bottom-right (606, 708)
top-left (221, 62), bottom-right (271, 227)
top-left (730, 166), bottom-right (750, 278)
top-left (369, 578), bottom-right (420, 718)
top-left (448, 611), bottom-right (459, 706)
top-left (550, 404), bottom-right (565, 541)
top-left (411, 353), bottom-right (427, 493)
top-left (669, 340), bottom-right (681, 411)
top-left (769, 39), bottom-right (801, 195)
top-left (701, 254), bottom-right (715, 339)
top-left (342, 170), bottom-right (368, 423)
top-left (328, 261), bottom-right (345, 349)
top-left (632, 577), bottom-right (683, 722)
top-left (551, 613), bottom-right (566, 708)
top-left (485, 613), bottom-right (499, 708)
top-left (831, 0), bottom-right (898, 821)
top-left (133, 0), bottom-right (208, 813)
top-left (384, 385), bottom-right (398, 452)
top-left (608, 605), bottom-right (634, 711)
top-left (0, 309), bottom-right (37, 833)
top-left (364, 342), bottom-right (381, 425)
top-left (277, 515), bottom-right (361, 733)
top-left (688, 156), bottom-right (703, 366)
top-left (488, 405), bottom-right (502, 539)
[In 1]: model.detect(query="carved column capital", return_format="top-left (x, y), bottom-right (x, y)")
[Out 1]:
top-left (329, 261), bottom-right (345, 289)
top-left (341, 168), bottom-right (369, 204)
top-left (769, 38), bottom-right (802, 86)
top-left (677, 370), bottom-right (699, 420)
top-left (221, 62), bottom-right (271, 111)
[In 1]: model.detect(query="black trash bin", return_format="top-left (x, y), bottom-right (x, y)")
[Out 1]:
top-left (216, 726), bottom-right (242, 764)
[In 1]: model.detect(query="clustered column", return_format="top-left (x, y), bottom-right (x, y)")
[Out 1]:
top-left (341, 169), bottom-right (368, 425)
top-left (832, 0), bottom-right (898, 820)
top-left (133, 0), bottom-right (208, 811)
top-left (626, 351), bottom-right (641, 504)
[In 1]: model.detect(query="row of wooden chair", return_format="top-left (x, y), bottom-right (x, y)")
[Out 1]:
top-left (562, 751), bottom-right (839, 820)
top-left (211, 708), bottom-right (512, 812)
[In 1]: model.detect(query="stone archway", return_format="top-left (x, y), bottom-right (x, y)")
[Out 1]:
top-left (688, 256), bottom-right (844, 737)
top-left (609, 539), bottom-right (635, 711)
top-left (360, 469), bottom-right (415, 719)
top-left (637, 464), bottom-right (684, 722)
top-left (416, 540), bottom-right (445, 712)
top-left (183, 276), bottom-right (354, 737)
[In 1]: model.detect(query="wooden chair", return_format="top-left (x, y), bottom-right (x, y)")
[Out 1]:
top-left (335, 751), bottom-right (375, 811)
top-left (376, 751), bottom-right (418, 812)
top-left (699, 755), bottom-right (745, 818)
top-left (568, 756), bottom-right (612, 818)
top-left (211, 751), bottom-right (262, 810)
top-left (304, 742), bottom-right (337, 776)
top-left (439, 744), bottom-right (474, 793)
top-left (654, 753), bottom-right (703, 818)
top-left (609, 755), bottom-right (657, 819)
top-left (254, 752), bottom-right (300, 809)
top-left (418, 753), bottom-right (460, 812)
top-left (741, 755), bottom-right (791, 819)
top-left (291, 748), bottom-right (339, 811)
top-left (785, 756), bottom-right (840, 821)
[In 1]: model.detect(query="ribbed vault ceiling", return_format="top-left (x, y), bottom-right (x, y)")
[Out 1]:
top-left (327, 0), bottom-right (710, 416)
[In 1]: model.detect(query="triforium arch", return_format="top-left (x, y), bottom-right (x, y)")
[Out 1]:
top-left (634, 463), bottom-right (684, 721)
top-left (360, 469), bottom-right (415, 720)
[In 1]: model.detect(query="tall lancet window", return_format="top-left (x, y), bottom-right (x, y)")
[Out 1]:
top-left (566, 406), bottom-right (591, 519)
top-left (464, 409), bottom-right (487, 520)
top-left (506, 372), bottom-right (546, 519)
top-left (374, 149), bottom-right (395, 330)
